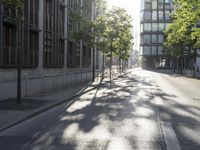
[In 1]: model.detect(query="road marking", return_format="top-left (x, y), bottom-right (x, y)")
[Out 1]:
top-left (161, 121), bottom-right (181, 150)
top-left (155, 96), bottom-right (163, 106)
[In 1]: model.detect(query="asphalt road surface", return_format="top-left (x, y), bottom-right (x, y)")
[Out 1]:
top-left (0, 68), bottom-right (199, 150)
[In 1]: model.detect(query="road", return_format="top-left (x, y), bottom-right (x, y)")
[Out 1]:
top-left (0, 68), bottom-right (200, 150)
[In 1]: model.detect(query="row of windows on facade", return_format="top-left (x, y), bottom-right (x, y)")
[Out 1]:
top-left (141, 46), bottom-right (164, 56)
top-left (141, 34), bottom-right (164, 44)
top-left (0, 0), bottom-right (91, 68)
top-left (141, 0), bottom-right (172, 10)
top-left (141, 10), bottom-right (171, 21)
top-left (141, 23), bottom-right (169, 32)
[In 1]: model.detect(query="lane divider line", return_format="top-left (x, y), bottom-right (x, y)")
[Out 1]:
top-left (161, 121), bottom-right (181, 150)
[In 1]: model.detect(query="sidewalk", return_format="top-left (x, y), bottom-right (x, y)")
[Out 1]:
top-left (0, 70), bottom-right (129, 132)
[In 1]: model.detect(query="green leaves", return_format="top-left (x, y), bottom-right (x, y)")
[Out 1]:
top-left (164, 0), bottom-right (200, 56)
top-left (0, 0), bottom-right (24, 10)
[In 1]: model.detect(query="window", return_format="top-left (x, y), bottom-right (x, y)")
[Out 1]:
top-left (44, 0), bottom-right (65, 67)
top-left (141, 24), bottom-right (144, 33)
top-left (144, 11), bottom-right (151, 21)
top-left (152, 23), bottom-right (158, 31)
top-left (152, 46), bottom-right (157, 55)
top-left (144, 23), bottom-right (151, 32)
top-left (152, 11), bottom-right (157, 20)
top-left (158, 46), bottom-right (163, 55)
top-left (144, 0), bottom-right (151, 9)
top-left (158, 11), bottom-right (164, 20)
top-left (29, 0), bottom-right (39, 26)
top-left (165, 11), bottom-right (170, 20)
top-left (144, 35), bottom-right (151, 44)
top-left (158, 23), bottom-right (165, 31)
top-left (152, 0), bottom-right (157, 9)
top-left (165, 0), bottom-right (171, 9)
top-left (158, 0), bottom-right (164, 9)
top-left (143, 46), bottom-right (151, 55)
top-left (158, 35), bottom-right (164, 43)
top-left (1, 24), bottom-right (17, 67)
top-left (28, 31), bottom-right (39, 67)
top-left (152, 34), bottom-right (157, 43)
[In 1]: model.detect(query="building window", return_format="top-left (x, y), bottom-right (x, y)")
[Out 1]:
top-left (144, 1), bottom-right (151, 9)
top-left (144, 35), bottom-right (151, 44)
top-left (144, 23), bottom-right (151, 32)
top-left (29, 0), bottom-right (39, 26)
top-left (158, 0), bottom-right (164, 9)
top-left (152, 11), bottom-right (157, 20)
top-left (165, 11), bottom-right (171, 20)
top-left (27, 31), bottom-right (39, 67)
top-left (144, 11), bottom-right (151, 21)
top-left (152, 34), bottom-right (157, 43)
top-left (158, 11), bottom-right (164, 20)
top-left (158, 46), bottom-right (163, 55)
top-left (152, 46), bottom-right (157, 55)
top-left (152, 0), bottom-right (157, 9)
top-left (44, 0), bottom-right (65, 67)
top-left (152, 23), bottom-right (158, 31)
top-left (1, 23), bottom-right (17, 67)
top-left (143, 46), bottom-right (151, 55)
top-left (158, 23), bottom-right (165, 31)
top-left (158, 35), bottom-right (164, 43)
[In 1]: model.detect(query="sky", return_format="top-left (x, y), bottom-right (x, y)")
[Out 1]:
top-left (107, 0), bottom-right (141, 51)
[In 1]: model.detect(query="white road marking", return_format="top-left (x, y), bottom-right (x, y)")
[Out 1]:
top-left (161, 121), bottom-right (181, 150)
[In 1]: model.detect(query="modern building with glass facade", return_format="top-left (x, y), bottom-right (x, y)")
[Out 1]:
top-left (140, 0), bottom-right (172, 68)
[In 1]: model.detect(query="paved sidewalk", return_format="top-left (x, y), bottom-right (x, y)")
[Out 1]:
top-left (0, 70), bottom-right (129, 132)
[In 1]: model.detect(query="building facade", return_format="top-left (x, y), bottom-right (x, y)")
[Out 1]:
top-left (0, 0), bottom-right (102, 82)
top-left (140, 0), bottom-right (172, 69)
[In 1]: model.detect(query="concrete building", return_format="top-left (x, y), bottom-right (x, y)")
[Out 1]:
top-left (140, 0), bottom-right (172, 69)
top-left (0, 0), bottom-right (103, 83)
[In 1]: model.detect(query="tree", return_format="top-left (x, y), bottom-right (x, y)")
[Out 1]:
top-left (164, 0), bottom-right (200, 74)
top-left (0, 0), bottom-right (24, 104)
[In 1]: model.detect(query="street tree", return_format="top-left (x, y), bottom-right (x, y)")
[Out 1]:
top-left (164, 0), bottom-right (200, 74)
top-left (0, 0), bottom-right (24, 104)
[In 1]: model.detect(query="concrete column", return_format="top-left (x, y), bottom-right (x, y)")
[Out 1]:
top-left (38, 0), bottom-right (44, 72)
top-left (64, 0), bottom-right (68, 69)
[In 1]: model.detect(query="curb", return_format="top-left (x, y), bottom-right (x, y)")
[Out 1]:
top-left (0, 72), bottom-right (130, 133)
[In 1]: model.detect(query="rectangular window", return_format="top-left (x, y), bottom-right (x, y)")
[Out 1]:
top-left (152, 11), bottom-right (157, 20)
top-left (152, 46), bottom-right (157, 55)
top-left (152, 0), bottom-right (157, 9)
top-left (144, 35), bottom-right (151, 44)
top-left (143, 46), bottom-right (151, 55)
top-left (152, 34), bottom-right (157, 43)
top-left (158, 23), bottom-right (165, 31)
top-left (158, 0), bottom-right (164, 9)
top-left (158, 46), bottom-right (163, 55)
top-left (158, 11), bottom-right (164, 20)
top-left (158, 35), bottom-right (164, 43)
top-left (165, 11), bottom-right (170, 20)
top-left (144, 23), bottom-right (151, 32)
top-left (1, 24), bottom-right (17, 67)
top-left (144, 11), bottom-right (151, 21)
top-left (152, 23), bottom-right (158, 31)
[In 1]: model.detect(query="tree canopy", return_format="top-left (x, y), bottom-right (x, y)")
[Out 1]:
top-left (164, 0), bottom-right (200, 56)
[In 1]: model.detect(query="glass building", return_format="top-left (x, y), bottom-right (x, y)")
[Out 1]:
top-left (140, 0), bottom-right (172, 68)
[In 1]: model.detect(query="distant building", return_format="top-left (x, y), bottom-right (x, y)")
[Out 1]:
top-left (0, 0), bottom-right (102, 82)
top-left (140, 0), bottom-right (172, 69)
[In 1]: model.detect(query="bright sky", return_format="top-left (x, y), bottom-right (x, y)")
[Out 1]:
top-left (107, 0), bottom-right (141, 50)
